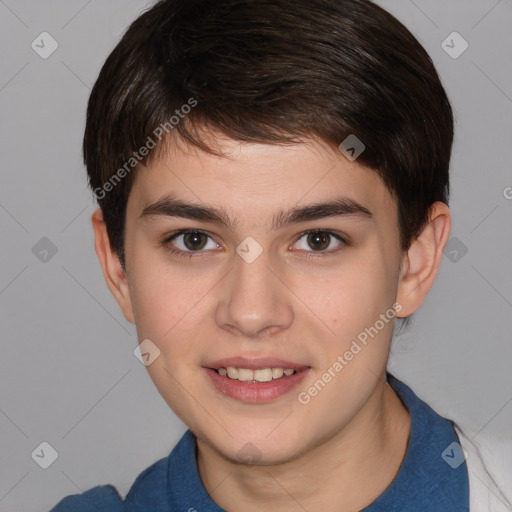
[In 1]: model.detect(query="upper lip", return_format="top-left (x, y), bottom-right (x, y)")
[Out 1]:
top-left (204, 357), bottom-right (310, 371)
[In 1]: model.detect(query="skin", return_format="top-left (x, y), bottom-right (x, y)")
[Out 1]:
top-left (92, 134), bottom-right (451, 512)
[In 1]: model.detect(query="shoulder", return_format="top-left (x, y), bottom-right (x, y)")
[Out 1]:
top-left (48, 456), bottom-right (170, 512)
top-left (48, 484), bottom-right (125, 512)
top-left (48, 430), bottom-right (199, 512)
top-left (455, 424), bottom-right (512, 512)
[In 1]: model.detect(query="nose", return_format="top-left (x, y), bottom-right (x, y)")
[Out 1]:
top-left (215, 249), bottom-right (294, 338)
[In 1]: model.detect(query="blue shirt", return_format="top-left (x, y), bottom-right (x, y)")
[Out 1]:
top-left (49, 374), bottom-right (469, 511)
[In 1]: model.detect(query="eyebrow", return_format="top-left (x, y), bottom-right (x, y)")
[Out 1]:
top-left (139, 195), bottom-right (373, 230)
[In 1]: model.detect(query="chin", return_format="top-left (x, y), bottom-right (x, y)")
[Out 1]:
top-left (205, 428), bottom-right (311, 467)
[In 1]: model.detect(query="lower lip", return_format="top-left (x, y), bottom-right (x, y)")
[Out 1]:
top-left (203, 367), bottom-right (310, 403)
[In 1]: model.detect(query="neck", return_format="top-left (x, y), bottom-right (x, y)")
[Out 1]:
top-left (197, 378), bottom-right (411, 512)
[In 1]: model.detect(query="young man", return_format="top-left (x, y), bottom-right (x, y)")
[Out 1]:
top-left (50, 0), bottom-right (509, 510)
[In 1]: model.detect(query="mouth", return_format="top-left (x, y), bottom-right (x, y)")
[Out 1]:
top-left (203, 358), bottom-right (310, 403)
top-left (214, 366), bottom-right (297, 382)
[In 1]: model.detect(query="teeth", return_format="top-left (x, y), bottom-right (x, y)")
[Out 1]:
top-left (253, 368), bottom-right (273, 382)
top-left (217, 366), bottom-right (297, 382)
top-left (272, 368), bottom-right (284, 379)
top-left (237, 368), bottom-right (254, 382)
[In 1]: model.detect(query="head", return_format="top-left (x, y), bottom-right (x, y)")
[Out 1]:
top-left (88, 0), bottom-right (453, 464)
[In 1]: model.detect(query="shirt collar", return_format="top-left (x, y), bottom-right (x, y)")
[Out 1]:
top-left (166, 373), bottom-right (469, 511)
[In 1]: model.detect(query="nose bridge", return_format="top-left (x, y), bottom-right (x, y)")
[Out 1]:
top-left (215, 247), bottom-right (293, 337)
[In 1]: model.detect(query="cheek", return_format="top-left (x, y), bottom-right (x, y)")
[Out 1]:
top-left (129, 248), bottom-right (204, 339)
top-left (127, 260), bottom-right (209, 415)
top-left (293, 267), bottom-right (398, 427)
top-left (291, 253), bottom-right (398, 339)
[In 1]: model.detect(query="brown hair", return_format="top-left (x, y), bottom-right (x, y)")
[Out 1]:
top-left (84, 0), bottom-right (454, 268)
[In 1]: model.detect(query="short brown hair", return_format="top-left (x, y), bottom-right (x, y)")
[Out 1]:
top-left (84, 0), bottom-right (454, 268)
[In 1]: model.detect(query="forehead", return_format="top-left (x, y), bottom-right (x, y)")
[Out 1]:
top-left (127, 137), bottom-right (396, 226)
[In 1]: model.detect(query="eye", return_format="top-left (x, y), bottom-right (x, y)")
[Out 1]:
top-left (162, 228), bottom-right (347, 260)
top-left (292, 230), bottom-right (346, 254)
top-left (163, 229), bottom-right (219, 257)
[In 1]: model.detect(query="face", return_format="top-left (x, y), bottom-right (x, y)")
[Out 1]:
top-left (120, 136), bottom-right (405, 464)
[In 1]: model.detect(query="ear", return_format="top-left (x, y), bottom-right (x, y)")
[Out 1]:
top-left (91, 208), bottom-right (135, 324)
top-left (396, 202), bottom-right (451, 317)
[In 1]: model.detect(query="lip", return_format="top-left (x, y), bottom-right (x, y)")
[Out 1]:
top-left (203, 363), bottom-right (311, 403)
top-left (204, 356), bottom-right (309, 371)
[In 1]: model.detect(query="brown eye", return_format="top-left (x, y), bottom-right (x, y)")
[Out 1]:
top-left (306, 231), bottom-right (331, 251)
top-left (293, 230), bottom-right (346, 254)
top-left (182, 231), bottom-right (208, 250)
top-left (165, 230), bottom-right (219, 255)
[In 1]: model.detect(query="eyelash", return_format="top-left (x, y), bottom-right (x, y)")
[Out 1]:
top-left (162, 229), bottom-right (348, 260)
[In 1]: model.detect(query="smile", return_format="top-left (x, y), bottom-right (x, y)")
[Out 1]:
top-left (216, 366), bottom-right (296, 382)
top-left (204, 362), bottom-right (310, 403)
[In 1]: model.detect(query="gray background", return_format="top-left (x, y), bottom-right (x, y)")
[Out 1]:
top-left (0, 1), bottom-right (511, 510)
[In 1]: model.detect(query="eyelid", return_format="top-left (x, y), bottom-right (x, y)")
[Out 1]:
top-left (163, 228), bottom-right (212, 242)
top-left (290, 229), bottom-right (347, 253)
top-left (163, 228), bottom-right (220, 250)
top-left (162, 228), bottom-right (349, 259)
top-left (160, 230), bottom-right (217, 260)
top-left (293, 228), bottom-right (348, 244)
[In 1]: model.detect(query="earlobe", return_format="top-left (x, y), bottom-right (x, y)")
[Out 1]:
top-left (91, 209), bottom-right (135, 324)
top-left (396, 202), bottom-right (451, 317)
